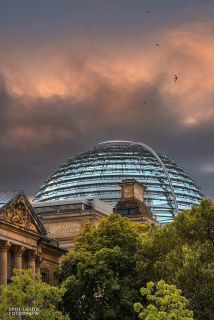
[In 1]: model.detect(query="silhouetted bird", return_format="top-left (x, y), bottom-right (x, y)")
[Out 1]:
top-left (174, 75), bottom-right (178, 82)
top-left (145, 10), bottom-right (150, 13)
top-left (155, 43), bottom-right (160, 46)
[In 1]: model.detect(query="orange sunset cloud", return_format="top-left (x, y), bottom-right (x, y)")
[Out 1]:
top-left (0, 21), bottom-right (214, 127)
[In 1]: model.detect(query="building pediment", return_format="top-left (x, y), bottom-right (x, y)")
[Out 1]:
top-left (0, 192), bottom-right (46, 235)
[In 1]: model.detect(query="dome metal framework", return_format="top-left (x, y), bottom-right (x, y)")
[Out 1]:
top-left (33, 140), bottom-right (203, 223)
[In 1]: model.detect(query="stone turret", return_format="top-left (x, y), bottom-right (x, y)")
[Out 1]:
top-left (114, 179), bottom-right (158, 225)
top-left (120, 179), bottom-right (145, 203)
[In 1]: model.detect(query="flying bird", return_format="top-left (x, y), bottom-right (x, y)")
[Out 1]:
top-left (155, 43), bottom-right (160, 46)
top-left (145, 10), bottom-right (150, 13)
top-left (174, 75), bottom-right (178, 82)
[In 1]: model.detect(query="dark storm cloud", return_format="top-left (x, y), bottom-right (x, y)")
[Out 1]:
top-left (0, 66), bottom-right (213, 200)
top-left (0, 71), bottom-right (172, 191)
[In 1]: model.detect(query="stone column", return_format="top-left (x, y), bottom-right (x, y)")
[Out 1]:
top-left (28, 250), bottom-right (36, 276)
top-left (0, 240), bottom-right (9, 285)
top-left (35, 255), bottom-right (42, 275)
top-left (13, 245), bottom-right (23, 270)
top-left (27, 250), bottom-right (36, 277)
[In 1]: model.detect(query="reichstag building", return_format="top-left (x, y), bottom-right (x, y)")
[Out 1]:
top-left (0, 140), bottom-right (203, 285)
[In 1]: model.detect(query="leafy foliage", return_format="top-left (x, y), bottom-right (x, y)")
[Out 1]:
top-left (140, 199), bottom-right (214, 320)
top-left (59, 214), bottom-right (148, 320)
top-left (0, 269), bottom-right (69, 320)
top-left (134, 280), bottom-right (193, 320)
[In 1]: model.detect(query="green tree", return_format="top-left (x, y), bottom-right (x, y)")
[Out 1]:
top-left (59, 214), bottom-right (148, 320)
top-left (134, 280), bottom-right (193, 320)
top-left (140, 199), bottom-right (214, 320)
top-left (0, 269), bottom-right (69, 320)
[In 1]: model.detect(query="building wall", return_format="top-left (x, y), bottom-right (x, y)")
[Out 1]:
top-left (0, 193), bottom-right (65, 286)
top-left (38, 210), bottom-right (106, 251)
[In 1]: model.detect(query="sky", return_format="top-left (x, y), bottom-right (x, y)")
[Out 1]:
top-left (0, 0), bottom-right (214, 200)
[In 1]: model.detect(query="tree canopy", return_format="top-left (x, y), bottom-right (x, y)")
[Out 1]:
top-left (134, 280), bottom-right (194, 320)
top-left (0, 269), bottom-right (69, 320)
top-left (140, 199), bottom-right (214, 320)
top-left (59, 214), bottom-right (148, 320)
top-left (59, 199), bottom-right (214, 320)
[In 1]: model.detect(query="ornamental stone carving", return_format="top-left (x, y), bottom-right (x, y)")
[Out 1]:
top-left (13, 245), bottom-right (25, 256)
top-left (0, 195), bottom-right (37, 232)
top-left (0, 240), bottom-right (10, 251)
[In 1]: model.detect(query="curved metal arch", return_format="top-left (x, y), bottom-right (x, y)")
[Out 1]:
top-left (98, 140), bottom-right (179, 216)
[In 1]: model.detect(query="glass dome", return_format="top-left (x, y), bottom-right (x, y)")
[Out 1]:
top-left (33, 140), bottom-right (203, 223)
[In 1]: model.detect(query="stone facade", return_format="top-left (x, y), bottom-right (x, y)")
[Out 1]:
top-left (33, 180), bottom-right (158, 251)
top-left (0, 191), bottom-right (66, 286)
top-left (36, 203), bottom-right (110, 251)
